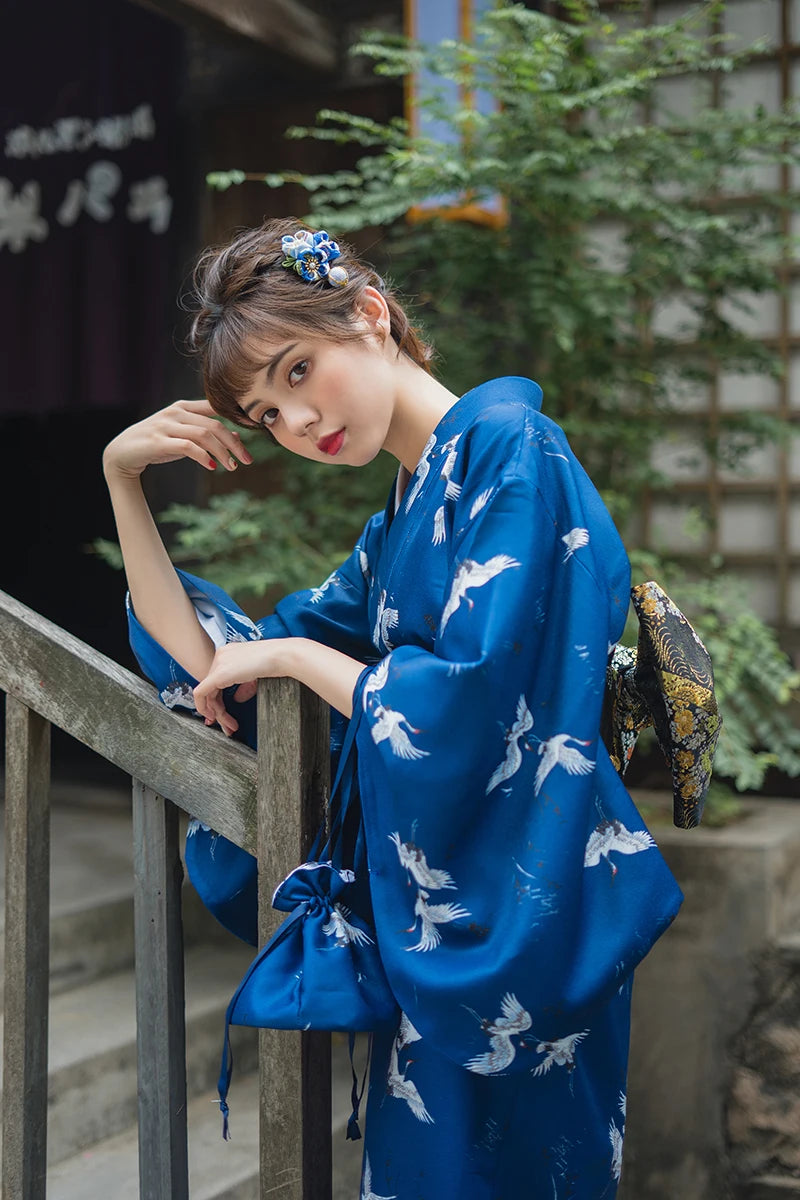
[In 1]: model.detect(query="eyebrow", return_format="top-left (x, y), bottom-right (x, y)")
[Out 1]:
top-left (240, 342), bottom-right (299, 415)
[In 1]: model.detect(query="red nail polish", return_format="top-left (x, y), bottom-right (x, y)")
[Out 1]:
top-left (209, 460), bottom-right (217, 470)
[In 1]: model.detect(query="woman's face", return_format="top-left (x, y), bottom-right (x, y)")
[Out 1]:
top-left (237, 303), bottom-right (398, 468)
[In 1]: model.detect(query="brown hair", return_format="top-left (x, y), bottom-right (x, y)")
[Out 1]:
top-left (187, 217), bottom-right (434, 427)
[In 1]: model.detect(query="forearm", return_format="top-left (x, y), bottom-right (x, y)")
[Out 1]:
top-left (281, 638), bottom-right (364, 719)
top-left (104, 467), bottom-right (215, 680)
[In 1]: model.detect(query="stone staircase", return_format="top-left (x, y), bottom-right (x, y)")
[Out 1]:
top-left (0, 786), bottom-right (364, 1198)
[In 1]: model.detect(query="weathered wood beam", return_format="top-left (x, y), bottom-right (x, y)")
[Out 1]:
top-left (2, 699), bottom-right (51, 1200)
top-left (139, 0), bottom-right (337, 71)
top-left (0, 588), bottom-right (257, 852)
top-left (132, 783), bottom-right (189, 1200)
top-left (256, 677), bottom-right (331, 1200)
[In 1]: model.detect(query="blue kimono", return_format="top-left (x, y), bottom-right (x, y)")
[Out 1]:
top-left (129, 377), bottom-right (682, 1199)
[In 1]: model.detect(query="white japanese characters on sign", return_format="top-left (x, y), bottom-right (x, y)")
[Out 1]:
top-left (127, 175), bottom-right (172, 234)
top-left (5, 104), bottom-right (155, 160)
top-left (0, 179), bottom-right (48, 253)
top-left (57, 161), bottom-right (122, 226)
top-left (1, 104), bottom-right (172, 252)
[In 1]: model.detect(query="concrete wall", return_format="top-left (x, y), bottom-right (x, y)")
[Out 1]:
top-left (619, 797), bottom-right (800, 1200)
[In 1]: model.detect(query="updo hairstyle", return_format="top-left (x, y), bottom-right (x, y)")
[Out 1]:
top-left (188, 217), bottom-right (433, 427)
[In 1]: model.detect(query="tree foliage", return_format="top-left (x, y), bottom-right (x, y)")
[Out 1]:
top-left (98, 1), bottom-right (800, 800)
top-left (209, 0), bottom-right (799, 521)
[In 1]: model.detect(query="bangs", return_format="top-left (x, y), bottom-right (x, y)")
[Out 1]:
top-left (201, 292), bottom-right (370, 428)
top-left (202, 306), bottom-right (299, 427)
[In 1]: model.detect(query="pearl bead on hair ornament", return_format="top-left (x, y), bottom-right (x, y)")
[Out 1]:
top-left (281, 229), bottom-right (349, 288)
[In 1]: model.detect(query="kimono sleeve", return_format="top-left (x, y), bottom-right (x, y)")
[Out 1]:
top-left (257, 509), bottom-right (383, 664)
top-left (124, 510), bottom-right (384, 946)
top-left (126, 508), bottom-right (385, 736)
top-left (354, 472), bottom-right (683, 1073)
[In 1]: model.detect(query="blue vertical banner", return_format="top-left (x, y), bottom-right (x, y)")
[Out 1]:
top-left (404, 0), bottom-right (505, 227)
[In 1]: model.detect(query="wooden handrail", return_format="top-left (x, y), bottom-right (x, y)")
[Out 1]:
top-left (0, 587), bottom-right (258, 852)
top-left (0, 587), bottom-right (332, 1200)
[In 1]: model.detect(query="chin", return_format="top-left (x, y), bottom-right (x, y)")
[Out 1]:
top-left (342, 443), bottom-right (382, 468)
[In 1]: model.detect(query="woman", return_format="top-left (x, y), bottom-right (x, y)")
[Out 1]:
top-left (104, 219), bottom-right (682, 1198)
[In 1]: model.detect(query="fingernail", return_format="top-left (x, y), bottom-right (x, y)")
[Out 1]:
top-left (208, 460), bottom-right (217, 470)
top-left (242, 452), bottom-right (254, 464)
top-left (228, 457), bottom-right (237, 470)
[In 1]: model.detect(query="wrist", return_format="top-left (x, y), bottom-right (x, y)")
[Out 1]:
top-left (276, 636), bottom-right (310, 682)
top-left (103, 449), bottom-right (144, 486)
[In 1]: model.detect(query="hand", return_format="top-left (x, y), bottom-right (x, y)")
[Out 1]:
top-left (192, 641), bottom-right (292, 737)
top-left (103, 399), bottom-right (254, 480)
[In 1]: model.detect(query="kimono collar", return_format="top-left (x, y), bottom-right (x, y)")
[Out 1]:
top-left (394, 377), bottom-right (544, 517)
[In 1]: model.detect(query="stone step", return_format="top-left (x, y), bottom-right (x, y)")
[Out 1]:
top-left (742, 1178), bottom-right (800, 1199)
top-left (1, 941), bottom-right (259, 1166)
top-left (47, 1071), bottom-right (261, 1200)
top-left (776, 932), bottom-right (800, 960)
top-left (0, 800), bottom-right (235, 999)
top-left (46, 1036), bottom-right (367, 1200)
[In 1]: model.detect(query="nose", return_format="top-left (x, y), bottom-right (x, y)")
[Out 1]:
top-left (283, 401), bottom-right (317, 439)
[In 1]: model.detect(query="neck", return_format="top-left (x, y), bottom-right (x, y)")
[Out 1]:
top-left (383, 355), bottom-right (460, 474)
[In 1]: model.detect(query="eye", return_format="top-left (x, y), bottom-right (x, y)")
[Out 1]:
top-left (260, 407), bottom-right (279, 428)
top-left (288, 359), bottom-right (308, 386)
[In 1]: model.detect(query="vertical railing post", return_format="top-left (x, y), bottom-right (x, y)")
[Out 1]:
top-left (131, 781), bottom-right (188, 1200)
top-left (257, 677), bottom-right (331, 1200)
top-left (2, 696), bottom-right (51, 1200)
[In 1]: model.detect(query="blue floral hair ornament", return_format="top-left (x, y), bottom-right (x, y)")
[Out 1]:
top-left (281, 229), bottom-right (349, 289)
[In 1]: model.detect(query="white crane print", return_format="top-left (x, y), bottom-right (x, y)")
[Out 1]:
top-left (486, 694), bottom-right (534, 794)
top-left (470, 488), bottom-right (493, 520)
top-left (609, 1120), bottom-right (624, 1181)
top-left (388, 832), bottom-right (456, 891)
top-left (531, 1029), bottom-right (589, 1077)
top-left (561, 527), bottom-right (590, 562)
top-left (584, 819), bottom-right (655, 876)
top-left (440, 434), bottom-right (462, 500)
top-left (534, 734), bottom-right (595, 796)
top-left (609, 1091), bottom-right (627, 1181)
top-left (361, 1153), bottom-right (397, 1200)
top-left (464, 992), bottom-right (533, 1075)
top-left (440, 555), bottom-right (521, 634)
top-left (370, 706), bottom-right (430, 761)
top-left (223, 620), bottom-right (262, 643)
top-left (358, 547), bottom-right (371, 584)
top-left (386, 1040), bottom-right (434, 1123)
top-left (432, 505), bottom-right (446, 546)
top-left (160, 682), bottom-right (197, 711)
top-left (321, 903), bottom-right (374, 949)
top-left (405, 888), bottom-right (471, 952)
top-left (405, 432), bottom-right (437, 512)
top-left (362, 656), bottom-right (391, 713)
top-left (373, 589), bottom-right (399, 652)
top-left (310, 570), bottom-right (339, 604)
top-left (396, 1011), bottom-right (423, 1052)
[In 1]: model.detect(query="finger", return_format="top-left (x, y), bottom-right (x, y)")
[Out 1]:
top-left (195, 685), bottom-right (238, 736)
top-left (192, 682), bottom-right (210, 716)
top-left (176, 398), bottom-right (218, 417)
top-left (233, 680), bottom-right (258, 703)
top-left (168, 413), bottom-right (254, 469)
top-left (169, 437), bottom-right (225, 472)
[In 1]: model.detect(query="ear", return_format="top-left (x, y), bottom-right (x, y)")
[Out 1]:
top-left (353, 285), bottom-right (391, 339)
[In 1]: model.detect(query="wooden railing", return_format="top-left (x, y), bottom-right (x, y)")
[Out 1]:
top-left (0, 587), bottom-right (331, 1200)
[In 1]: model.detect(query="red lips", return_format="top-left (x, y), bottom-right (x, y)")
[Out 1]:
top-left (318, 428), bottom-right (345, 456)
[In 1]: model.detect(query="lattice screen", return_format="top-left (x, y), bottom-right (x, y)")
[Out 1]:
top-left (630, 0), bottom-right (800, 650)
